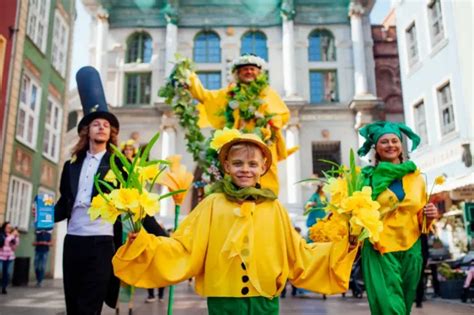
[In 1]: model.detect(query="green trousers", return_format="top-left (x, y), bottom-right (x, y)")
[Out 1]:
top-left (362, 239), bottom-right (422, 315)
top-left (207, 296), bottom-right (279, 315)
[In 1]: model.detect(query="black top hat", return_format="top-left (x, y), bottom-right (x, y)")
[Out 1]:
top-left (76, 66), bottom-right (119, 133)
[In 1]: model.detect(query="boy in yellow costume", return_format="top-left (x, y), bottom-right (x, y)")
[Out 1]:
top-left (113, 128), bottom-right (358, 315)
top-left (189, 54), bottom-right (296, 195)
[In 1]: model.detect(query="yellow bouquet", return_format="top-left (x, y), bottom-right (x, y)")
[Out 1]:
top-left (88, 132), bottom-right (185, 232)
top-left (309, 149), bottom-right (384, 244)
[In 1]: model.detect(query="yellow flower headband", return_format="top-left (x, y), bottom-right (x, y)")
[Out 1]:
top-left (211, 128), bottom-right (272, 174)
top-left (120, 139), bottom-right (138, 154)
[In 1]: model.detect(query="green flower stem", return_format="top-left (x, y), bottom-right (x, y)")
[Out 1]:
top-left (167, 204), bottom-right (181, 315)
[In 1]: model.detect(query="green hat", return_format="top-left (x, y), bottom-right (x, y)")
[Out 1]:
top-left (357, 121), bottom-right (421, 156)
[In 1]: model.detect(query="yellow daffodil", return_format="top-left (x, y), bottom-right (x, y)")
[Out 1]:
top-left (351, 203), bottom-right (383, 242)
top-left (158, 155), bottom-right (194, 206)
top-left (88, 194), bottom-right (120, 223)
top-left (210, 128), bottom-right (242, 151)
top-left (434, 175), bottom-right (445, 185)
top-left (323, 177), bottom-right (348, 207)
top-left (139, 191), bottom-right (160, 217)
top-left (139, 164), bottom-right (160, 183)
top-left (104, 169), bottom-right (118, 186)
top-left (340, 187), bottom-right (380, 214)
top-left (109, 188), bottom-right (140, 211)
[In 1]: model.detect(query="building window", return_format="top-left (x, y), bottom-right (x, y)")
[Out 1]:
top-left (309, 70), bottom-right (338, 104)
top-left (125, 73), bottom-right (151, 105)
top-left (405, 23), bottom-right (419, 66)
top-left (308, 30), bottom-right (336, 61)
top-left (51, 10), bottom-right (69, 77)
top-left (428, 0), bottom-right (444, 46)
top-left (312, 141), bottom-right (341, 176)
top-left (16, 73), bottom-right (41, 149)
top-left (241, 31), bottom-right (268, 61)
top-left (197, 72), bottom-right (221, 90)
top-left (7, 176), bottom-right (33, 232)
top-left (193, 31), bottom-right (221, 63)
top-left (43, 97), bottom-right (62, 162)
top-left (437, 82), bottom-right (455, 135)
top-left (413, 101), bottom-right (428, 146)
top-left (27, 0), bottom-right (50, 53)
top-left (67, 111), bottom-right (78, 132)
top-left (126, 32), bottom-right (152, 63)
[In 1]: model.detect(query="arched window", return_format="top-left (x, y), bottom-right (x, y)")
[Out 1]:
top-left (126, 32), bottom-right (152, 63)
top-left (193, 31), bottom-right (221, 63)
top-left (308, 30), bottom-right (336, 61)
top-left (241, 31), bottom-right (268, 61)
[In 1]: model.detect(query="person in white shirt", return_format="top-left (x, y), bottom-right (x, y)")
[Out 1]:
top-left (55, 67), bottom-right (166, 315)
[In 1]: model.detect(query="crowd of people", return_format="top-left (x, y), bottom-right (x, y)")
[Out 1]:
top-left (0, 54), bottom-right (472, 315)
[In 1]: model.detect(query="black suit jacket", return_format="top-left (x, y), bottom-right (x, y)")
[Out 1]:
top-left (55, 151), bottom-right (167, 308)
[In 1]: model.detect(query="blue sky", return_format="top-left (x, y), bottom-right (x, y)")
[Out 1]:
top-left (70, 0), bottom-right (392, 90)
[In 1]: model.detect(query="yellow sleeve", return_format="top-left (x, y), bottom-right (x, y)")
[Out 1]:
top-left (112, 197), bottom-right (214, 288)
top-left (188, 72), bottom-right (229, 128)
top-left (280, 203), bottom-right (358, 294)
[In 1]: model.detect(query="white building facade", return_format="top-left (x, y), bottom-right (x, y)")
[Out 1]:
top-left (394, 0), bottom-right (474, 244)
top-left (74, 0), bottom-right (380, 227)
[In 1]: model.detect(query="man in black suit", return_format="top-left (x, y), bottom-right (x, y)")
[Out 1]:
top-left (55, 67), bottom-right (165, 315)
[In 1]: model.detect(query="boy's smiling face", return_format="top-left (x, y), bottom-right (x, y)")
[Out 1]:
top-left (223, 144), bottom-right (267, 188)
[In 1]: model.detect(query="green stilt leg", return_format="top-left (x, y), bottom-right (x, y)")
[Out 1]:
top-left (167, 205), bottom-right (181, 315)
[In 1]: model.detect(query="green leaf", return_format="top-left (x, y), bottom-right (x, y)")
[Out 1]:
top-left (109, 154), bottom-right (127, 187)
top-left (141, 132), bottom-right (161, 162)
top-left (357, 228), bottom-right (370, 241)
top-left (159, 189), bottom-right (187, 200)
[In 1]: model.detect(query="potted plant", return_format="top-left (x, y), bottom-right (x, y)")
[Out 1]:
top-left (438, 263), bottom-right (465, 299)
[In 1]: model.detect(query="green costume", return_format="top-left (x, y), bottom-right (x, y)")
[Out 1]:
top-left (358, 121), bottom-right (425, 315)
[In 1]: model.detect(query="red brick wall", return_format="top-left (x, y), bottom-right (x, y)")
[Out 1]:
top-left (0, 1), bottom-right (18, 144)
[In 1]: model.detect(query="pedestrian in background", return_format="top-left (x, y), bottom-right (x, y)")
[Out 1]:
top-left (0, 222), bottom-right (20, 294)
top-left (32, 229), bottom-right (53, 287)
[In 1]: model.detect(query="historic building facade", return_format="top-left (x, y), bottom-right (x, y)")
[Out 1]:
top-left (0, 0), bottom-right (76, 278)
top-left (371, 9), bottom-right (404, 123)
top-left (394, 0), bottom-right (473, 242)
top-left (75, 0), bottom-right (380, 227)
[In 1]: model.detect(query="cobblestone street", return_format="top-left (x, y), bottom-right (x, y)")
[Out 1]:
top-left (0, 279), bottom-right (472, 315)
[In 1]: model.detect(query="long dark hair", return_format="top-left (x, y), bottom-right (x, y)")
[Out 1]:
top-left (1, 221), bottom-right (10, 234)
top-left (71, 125), bottom-right (119, 158)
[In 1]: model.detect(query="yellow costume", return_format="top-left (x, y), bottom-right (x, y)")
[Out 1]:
top-left (113, 193), bottom-right (357, 297)
top-left (375, 171), bottom-right (427, 254)
top-left (189, 73), bottom-right (293, 195)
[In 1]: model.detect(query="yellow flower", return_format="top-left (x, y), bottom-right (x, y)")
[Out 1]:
top-left (308, 216), bottom-right (348, 243)
top-left (104, 169), bottom-right (117, 186)
top-left (210, 128), bottom-right (242, 151)
top-left (138, 191), bottom-right (160, 217)
top-left (350, 207), bottom-right (383, 243)
top-left (260, 127), bottom-right (271, 141)
top-left (109, 188), bottom-right (140, 211)
top-left (139, 164), bottom-right (160, 182)
top-left (88, 195), bottom-right (120, 224)
top-left (241, 119), bottom-right (256, 132)
top-left (434, 175), bottom-right (445, 185)
top-left (323, 177), bottom-right (348, 207)
top-left (233, 201), bottom-right (255, 217)
top-left (340, 187), bottom-right (380, 214)
top-left (158, 155), bottom-right (194, 206)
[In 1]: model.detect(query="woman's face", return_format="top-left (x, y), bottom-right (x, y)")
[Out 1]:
top-left (4, 223), bottom-right (12, 233)
top-left (375, 133), bottom-right (403, 164)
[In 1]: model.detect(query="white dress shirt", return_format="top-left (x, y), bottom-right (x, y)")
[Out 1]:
top-left (67, 150), bottom-right (114, 236)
